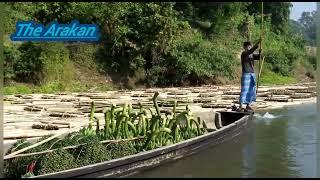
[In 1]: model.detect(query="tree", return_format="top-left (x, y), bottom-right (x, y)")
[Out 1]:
top-left (298, 11), bottom-right (316, 46)
top-left (247, 2), bottom-right (292, 34)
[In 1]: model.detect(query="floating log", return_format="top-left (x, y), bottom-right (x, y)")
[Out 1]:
top-left (49, 112), bottom-right (82, 118)
top-left (145, 89), bottom-right (158, 93)
top-left (198, 93), bottom-right (217, 98)
top-left (158, 102), bottom-right (188, 107)
top-left (48, 109), bottom-right (84, 115)
top-left (89, 95), bottom-right (120, 99)
top-left (257, 92), bottom-right (271, 97)
top-left (24, 106), bottom-right (46, 112)
top-left (132, 104), bottom-right (153, 109)
top-left (232, 100), bottom-right (239, 104)
top-left (61, 98), bottom-right (79, 102)
top-left (11, 101), bottom-right (25, 104)
top-left (40, 121), bottom-right (71, 127)
top-left (131, 94), bottom-right (151, 97)
top-left (270, 89), bottom-right (295, 95)
top-left (201, 103), bottom-right (230, 108)
top-left (290, 93), bottom-right (312, 99)
top-left (167, 91), bottom-right (189, 95)
top-left (286, 87), bottom-right (307, 91)
top-left (264, 97), bottom-right (293, 102)
top-left (74, 104), bottom-right (113, 109)
top-left (293, 88), bottom-right (315, 93)
top-left (55, 92), bottom-right (68, 95)
top-left (221, 95), bottom-right (238, 100)
top-left (21, 95), bottom-right (33, 99)
top-left (223, 91), bottom-right (240, 95)
top-left (193, 98), bottom-right (213, 103)
top-left (41, 95), bottom-right (59, 99)
top-left (191, 89), bottom-right (203, 93)
top-left (4, 97), bottom-right (17, 101)
top-left (117, 90), bottom-right (130, 93)
top-left (32, 124), bottom-right (60, 130)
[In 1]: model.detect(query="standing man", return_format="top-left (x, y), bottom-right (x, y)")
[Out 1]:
top-left (238, 39), bottom-right (262, 112)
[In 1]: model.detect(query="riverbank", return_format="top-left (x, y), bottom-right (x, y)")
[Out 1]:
top-left (3, 82), bottom-right (316, 152)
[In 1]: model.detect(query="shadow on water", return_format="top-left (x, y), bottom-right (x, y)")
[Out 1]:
top-left (131, 103), bottom-right (318, 178)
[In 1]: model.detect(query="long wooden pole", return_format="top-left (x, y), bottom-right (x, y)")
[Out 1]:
top-left (256, 2), bottom-right (264, 95)
top-left (4, 128), bottom-right (80, 159)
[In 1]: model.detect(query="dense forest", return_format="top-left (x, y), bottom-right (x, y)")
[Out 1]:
top-left (3, 2), bottom-right (316, 94)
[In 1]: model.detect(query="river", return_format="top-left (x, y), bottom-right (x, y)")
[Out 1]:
top-left (131, 103), bottom-right (319, 178)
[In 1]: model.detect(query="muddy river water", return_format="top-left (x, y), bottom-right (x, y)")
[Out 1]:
top-left (131, 103), bottom-right (319, 178)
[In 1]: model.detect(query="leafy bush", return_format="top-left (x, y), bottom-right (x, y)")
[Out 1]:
top-left (39, 43), bottom-right (74, 90)
top-left (67, 43), bottom-right (100, 69)
top-left (14, 42), bottom-right (43, 84)
top-left (164, 30), bottom-right (238, 85)
top-left (4, 43), bottom-right (20, 83)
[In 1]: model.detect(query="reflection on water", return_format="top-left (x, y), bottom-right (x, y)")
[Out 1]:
top-left (131, 103), bottom-right (318, 178)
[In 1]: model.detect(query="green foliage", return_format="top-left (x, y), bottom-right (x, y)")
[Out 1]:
top-left (106, 141), bottom-right (137, 159)
top-left (38, 149), bottom-right (76, 175)
top-left (299, 11), bottom-right (316, 46)
top-left (165, 30), bottom-right (238, 85)
top-left (39, 43), bottom-right (74, 89)
top-left (247, 2), bottom-right (292, 34)
top-left (4, 43), bottom-right (20, 82)
top-left (4, 139), bottom-right (41, 178)
top-left (3, 2), bottom-right (311, 89)
top-left (75, 141), bottom-right (112, 166)
top-left (260, 68), bottom-right (297, 85)
top-left (250, 17), bottom-right (307, 77)
top-left (4, 84), bottom-right (33, 95)
top-left (67, 44), bottom-right (99, 69)
top-left (14, 42), bottom-right (43, 84)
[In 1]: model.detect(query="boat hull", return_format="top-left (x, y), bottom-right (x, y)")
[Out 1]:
top-left (32, 111), bottom-right (253, 178)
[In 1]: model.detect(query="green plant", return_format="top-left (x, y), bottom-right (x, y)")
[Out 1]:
top-left (39, 43), bottom-right (74, 91)
top-left (38, 149), bottom-right (76, 175)
top-left (75, 140), bottom-right (111, 166)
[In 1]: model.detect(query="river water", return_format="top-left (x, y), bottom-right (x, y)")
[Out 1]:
top-left (131, 103), bottom-right (319, 178)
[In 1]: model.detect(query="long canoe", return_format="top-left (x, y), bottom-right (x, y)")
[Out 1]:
top-left (31, 111), bottom-right (253, 178)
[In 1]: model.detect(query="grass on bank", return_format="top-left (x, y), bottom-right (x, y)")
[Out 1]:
top-left (259, 70), bottom-right (297, 86)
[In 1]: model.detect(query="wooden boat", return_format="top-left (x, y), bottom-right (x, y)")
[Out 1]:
top-left (28, 110), bottom-right (253, 178)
